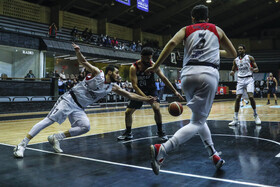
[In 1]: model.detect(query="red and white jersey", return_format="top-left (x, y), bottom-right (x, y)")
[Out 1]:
top-left (183, 22), bottom-right (220, 68)
top-left (71, 71), bottom-right (113, 107)
top-left (235, 55), bottom-right (253, 77)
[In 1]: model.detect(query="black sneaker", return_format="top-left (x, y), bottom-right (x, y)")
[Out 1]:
top-left (117, 131), bottom-right (133, 140)
top-left (157, 131), bottom-right (168, 141)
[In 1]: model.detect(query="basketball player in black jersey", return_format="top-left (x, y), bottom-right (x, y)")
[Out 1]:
top-left (117, 47), bottom-right (184, 141)
top-left (267, 73), bottom-right (278, 105)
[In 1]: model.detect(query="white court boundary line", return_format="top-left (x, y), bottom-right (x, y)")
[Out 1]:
top-left (122, 134), bottom-right (280, 158)
top-left (0, 142), bottom-right (274, 187)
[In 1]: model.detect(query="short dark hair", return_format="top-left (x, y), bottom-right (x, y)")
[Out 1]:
top-left (105, 65), bottom-right (119, 75)
top-left (191, 5), bottom-right (208, 21)
top-left (141, 47), bottom-right (154, 56)
top-left (238, 44), bottom-right (246, 50)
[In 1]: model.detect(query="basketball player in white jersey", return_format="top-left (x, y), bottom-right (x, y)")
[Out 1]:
top-left (145, 5), bottom-right (237, 175)
top-left (13, 43), bottom-right (156, 158)
top-left (229, 44), bottom-right (261, 126)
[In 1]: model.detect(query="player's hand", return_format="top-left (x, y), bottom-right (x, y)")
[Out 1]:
top-left (146, 96), bottom-right (157, 104)
top-left (72, 43), bottom-right (80, 51)
top-left (145, 65), bottom-right (158, 73)
top-left (229, 71), bottom-right (234, 76)
top-left (175, 91), bottom-right (184, 101)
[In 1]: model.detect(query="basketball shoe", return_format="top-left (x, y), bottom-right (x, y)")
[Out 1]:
top-left (157, 131), bottom-right (168, 141)
top-left (117, 131), bottom-right (133, 140)
top-left (228, 117), bottom-right (238, 126)
top-left (48, 134), bottom-right (63, 153)
top-left (254, 115), bottom-right (261, 125)
top-left (210, 152), bottom-right (225, 169)
top-left (13, 142), bottom-right (26, 158)
top-left (150, 144), bottom-right (167, 175)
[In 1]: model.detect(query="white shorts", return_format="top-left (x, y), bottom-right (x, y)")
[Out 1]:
top-left (236, 77), bottom-right (254, 95)
top-left (47, 93), bottom-right (88, 125)
top-left (181, 66), bottom-right (219, 117)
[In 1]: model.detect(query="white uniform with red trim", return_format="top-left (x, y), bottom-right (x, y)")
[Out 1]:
top-left (48, 71), bottom-right (113, 124)
top-left (235, 55), bottom-right (255, 95)
top-left (181, 22), bottom-right (220, 117)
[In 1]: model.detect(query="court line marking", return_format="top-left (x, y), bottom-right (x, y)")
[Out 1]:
top-left (122, 134), bottom-right (280, 158)
top-left (0, 142), bottom-right (274, 187)
top-left (26, 120), bottom-right (280, 146)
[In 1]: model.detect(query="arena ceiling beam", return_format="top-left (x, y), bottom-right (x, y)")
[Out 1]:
top-left (59, 0), bottom-right (79, 11)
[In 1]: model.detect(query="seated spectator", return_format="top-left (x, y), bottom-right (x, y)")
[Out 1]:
top-left (87, 29), bottom-right (93, 43)
top-left (49, 23), bottom-right (57, 38)
top-left (111, 37), bottom-right (119, 49)
top-left (58, 77), bottom-right (65, 95)
top-left (59, 70), bottom-right (66, 80)
top-left (119, 43), bottom-right (125, 50)
top-left (136, 40), bottom-right (142, 52)
top-left (130, 42), bottom-right (136, 52)
top-left (82, 28), bottom-right (89, 41)
top-left (1, 73), bottom-right (8, 80)
top-left (71, 26), bottom-right (78, 41)
top-left (25, 70), bottom-right (35, 79)
top-left (53, 70), bottom-right (60, 78)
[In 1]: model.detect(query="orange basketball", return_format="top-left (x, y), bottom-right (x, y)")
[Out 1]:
top-left (168, 102), bottom-right (183, 116)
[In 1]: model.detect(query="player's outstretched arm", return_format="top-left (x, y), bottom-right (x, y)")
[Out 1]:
top-left (145, 27), bottom-right (186, 73)
top-left (112, 84), bottom-right (155, 104)
top-left (230, 60), bottom-right (237, 76)
top-left (72, 43), bottom-right (100, 76)
top-left (217, 27), bottom-right (237, 58)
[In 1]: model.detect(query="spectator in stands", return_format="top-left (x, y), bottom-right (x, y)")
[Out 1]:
top-left (78, 71), bottom-right (84, 82)
top-left (82, 28), bottom-right (89, 41)
top-left (71, 26), bottom-right (78, 41)
top-left (260, 80), bottom-right (265, 98)
top-left (155, 79), bottom-right (160, 96)
top-left (111, 37), bottom-right (119, 49)
top-left (59, 70), bottom-right (66, 80)
top-left (25, 70), bottom-right (35, 79)
top-left (176, 79), bottom-right (182, 95)
top-left (53, 70), bottom-right (60, 78)
top-left (159, 80), bottom-right (165, 100)
top-left (130, 42), bottom-right (137, 52)
top-left (137, 40), bottom-right (142, 52)
top-left (58, 77), bottom-right (65, 95)
top-left (105, 36), bottom-right (111, 47)
top-left (49, 23), bottom-right (57, 38)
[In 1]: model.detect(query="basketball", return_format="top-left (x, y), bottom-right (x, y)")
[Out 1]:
top-left (168, 102), bottom-right (183, 116)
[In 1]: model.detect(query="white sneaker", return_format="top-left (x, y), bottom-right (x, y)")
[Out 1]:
top-left (48, 134), bottom-right (63, 153)
top-left (14, 142), bottom-right (26, 158)
top-left (229, 118), bottom-right (238, 126)
top-left (210, 152), bottom-right (225, 169)
top-left (254, 115), bottom-right (261, 125)
top-left (150, 144), bottom-right (167, 175)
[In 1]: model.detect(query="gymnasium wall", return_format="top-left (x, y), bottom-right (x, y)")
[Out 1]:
top-left (0, 0), bottom-right (50, 24)
top-left (106, 23), bottom-right (133, 41)
top-left (59, 11), bottom-right (98, 33)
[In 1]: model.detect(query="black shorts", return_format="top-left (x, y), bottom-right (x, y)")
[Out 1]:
top-left (127, 90), bottom-right (159, 109)
top-left (268, 87), bottom-right (276, 94)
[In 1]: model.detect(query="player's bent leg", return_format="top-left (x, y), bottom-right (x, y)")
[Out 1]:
top-left (14, 117), bottom-right (54, 158)
top-left (198, 122), bottom-right (225, 169)
top-left (118, 108), bottom-right (136, 140)
top-left (152, 102), bottom-right (168, 141)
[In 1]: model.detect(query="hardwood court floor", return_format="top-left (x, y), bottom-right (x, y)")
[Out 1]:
top-left (0, 98), bottom-right (279, 146)
top-left (0, 98), bottom-right (280, 186)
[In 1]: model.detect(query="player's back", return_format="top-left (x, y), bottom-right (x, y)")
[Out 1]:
top-left (183, 22), bottom-right (220, 68)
